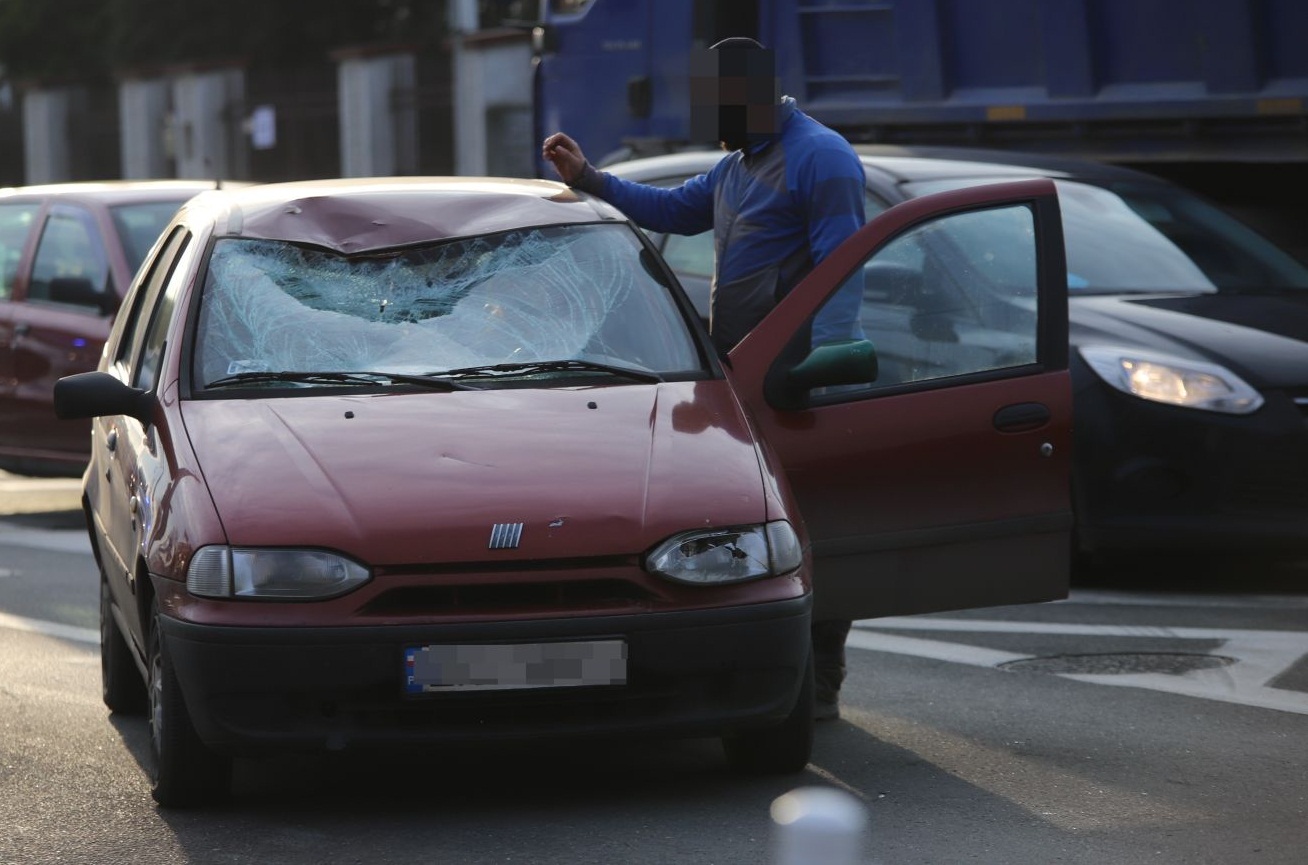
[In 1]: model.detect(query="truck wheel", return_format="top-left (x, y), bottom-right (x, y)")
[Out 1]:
top-left (100, 578), bottom-right (146, 714)
top-left (147, 600), bottom-right (231, 807)
top-left (722, 654), bottom-right (815, 775)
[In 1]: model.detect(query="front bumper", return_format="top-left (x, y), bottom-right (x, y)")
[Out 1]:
top-left (1073, 374), bottom-right (1308, 556)
top-left (159, 595), bottom-right (812, 754)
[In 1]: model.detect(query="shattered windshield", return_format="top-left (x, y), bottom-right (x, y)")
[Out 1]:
top-left (193, 224), bottom-right (705, 390)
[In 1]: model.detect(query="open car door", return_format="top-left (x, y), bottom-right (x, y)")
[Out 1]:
top-left (729, 180), bottom-right (1072, 621)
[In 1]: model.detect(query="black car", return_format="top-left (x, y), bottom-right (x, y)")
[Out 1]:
top-left (605, 146), bottom-right (1308, 564)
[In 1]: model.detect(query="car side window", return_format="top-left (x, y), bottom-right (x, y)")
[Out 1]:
top-left (132, 230), bottom-right (196, 393)
top-left (111, 227), bottom-right (190, 374)
top-left (27, 207), bottom-right (111, 312)
top-left (0, 202), bottom-right (39, 300)
top-left (813, 203), bottom-right (1040, 396)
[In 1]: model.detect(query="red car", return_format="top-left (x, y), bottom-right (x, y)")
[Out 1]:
top-left (0, 181), bottom-right (217, 477)
top-left (54, 176), bottom-right (1072, 807)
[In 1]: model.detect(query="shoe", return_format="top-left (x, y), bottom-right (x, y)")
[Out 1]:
top-left (814, 697), bottom-right (840, 721)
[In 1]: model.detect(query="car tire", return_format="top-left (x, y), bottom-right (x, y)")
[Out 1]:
top-left (721, 653), bottom-right (815, 775)
top-left (100, 578), bottom-right (146, 714)
top-left (147, 599), bottom-right (231, 808)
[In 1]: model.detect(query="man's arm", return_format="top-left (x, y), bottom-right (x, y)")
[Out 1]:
top-left (801, 142), bottom-right (866, 345)
top-left (542, 132), bottom-right (715, 235)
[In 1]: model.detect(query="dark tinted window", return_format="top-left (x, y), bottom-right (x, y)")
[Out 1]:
top-left (28, 208), bottom-right (110, 310)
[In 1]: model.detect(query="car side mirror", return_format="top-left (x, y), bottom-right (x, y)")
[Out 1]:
top-left (49, 276), bottom-right (119, 316)
top-left (769, 339), bottom-right (879, 411)
top-left (53, 371), bottom-right (156, 425)
top-left (789, 339), bottom-right (879, 390)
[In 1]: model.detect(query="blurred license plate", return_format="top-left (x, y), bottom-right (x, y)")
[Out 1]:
top-left (404, 640), bottom-right (627, 694)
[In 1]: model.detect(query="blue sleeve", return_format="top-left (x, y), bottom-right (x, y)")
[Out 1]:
top-left (799, 142), bottom-right (867, 345)
top-left (595, 170), bottom-right (716, 236)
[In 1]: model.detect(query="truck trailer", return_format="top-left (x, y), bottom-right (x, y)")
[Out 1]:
top-left (530, 0), bottom-right (1308, 253)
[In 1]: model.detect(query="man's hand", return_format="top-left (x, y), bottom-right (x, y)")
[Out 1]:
top-left (542, 132), bottom-right (587, 184)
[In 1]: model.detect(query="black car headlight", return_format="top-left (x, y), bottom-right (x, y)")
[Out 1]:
top-left (186, 546), bottom-right (371, 599)
top-left (645, 521), bottom-right (803, 585)
top-left (1080, 346), bottom-right (1264, 415)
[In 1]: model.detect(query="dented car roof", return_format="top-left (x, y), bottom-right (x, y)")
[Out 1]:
top-left (186, 177), bottom-right (626, 253)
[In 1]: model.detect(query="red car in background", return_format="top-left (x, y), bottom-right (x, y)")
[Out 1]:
top-left (0, 181), bottom-right (217, 477)
top-left (55, 175), bottom-right (1072, 807)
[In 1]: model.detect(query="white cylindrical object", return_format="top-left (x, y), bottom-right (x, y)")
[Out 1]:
top-left (771, 786), bottom-right (868, 865)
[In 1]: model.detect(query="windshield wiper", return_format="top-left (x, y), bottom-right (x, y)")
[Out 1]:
top-left (435, 359), bottom-right (663, 384)
top-left (205, 370), bottom-right (480, 390)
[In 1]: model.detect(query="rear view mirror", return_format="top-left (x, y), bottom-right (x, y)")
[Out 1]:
top-left (54, 371), bottom-right (156, 425)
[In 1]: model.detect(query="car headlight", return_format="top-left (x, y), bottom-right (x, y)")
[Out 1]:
top-left (645, 521), bottom-right (804, 585)
top-left (187, 546), bottom-right (371, 599)
top-left (1079, 346), bottom-right (1264, 415)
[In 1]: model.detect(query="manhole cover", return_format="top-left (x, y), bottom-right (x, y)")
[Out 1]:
top-left (1000, 652), bottom-right (1236, 676)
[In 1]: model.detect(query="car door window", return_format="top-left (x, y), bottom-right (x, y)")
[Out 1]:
top-left (27, 207), bottom-right (111, 311)
top-left (815, 203), bottom-right (1040, 395)
top-left (110, 227), bottom-right (190, 376)
top-left (0, 202), bottom-right (39, 300)
top-left (130, 230), bottom-right (194, 393)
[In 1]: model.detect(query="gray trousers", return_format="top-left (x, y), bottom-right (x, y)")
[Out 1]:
top-left (812, 619), bottom-right (852, 702)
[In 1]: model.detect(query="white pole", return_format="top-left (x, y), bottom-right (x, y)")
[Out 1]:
top-left (771, 786), bottom-right (868, 865)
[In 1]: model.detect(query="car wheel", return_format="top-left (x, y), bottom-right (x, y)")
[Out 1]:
top-left (100, 578), bottom-right (146, 714)
top-left (147, 599), bottom-right (231, 807)
top-left (721, 653), bottom-right (815, 775)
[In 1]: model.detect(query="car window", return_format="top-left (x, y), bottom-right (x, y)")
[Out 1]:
top-left (112, 227), bottom-right (190, 376)
top-left (193, 224), bottom-right (706, 389)
top-left (657, 189), bottom-right (891, 281)
top-left (907, 177), bottom-right (1308, 293)
top-left (813, 203), bottom-right (1040, 394)
top-left (0, 202), bottom-right (38, 300)
top-left (110, 200), bottom-right (190, 275)
top-left (27, 207), bottom-right (111, 311)
top-left (133, 230), bottom-right (196, 392)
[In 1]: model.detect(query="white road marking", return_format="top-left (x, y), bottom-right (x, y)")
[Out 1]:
top-left (1063, 589), bottom-right (1308, 610)
top-left (852, 617), bottom-right (1308, 717)
top-left (0, 611), bottom-right (98, 644)
top-left (0, 524), bottom-right (90, 554)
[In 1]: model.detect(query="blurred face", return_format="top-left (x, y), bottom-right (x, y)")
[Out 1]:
top-left (690, 46), bottom-right (778, 151)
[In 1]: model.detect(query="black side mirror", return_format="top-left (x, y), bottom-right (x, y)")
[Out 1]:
top-left (768, 339), bottom-right (879, 411)
top-left (53, 372), bottom-right (156, 425)
top-left (48, 277), bottom-right (119, 317)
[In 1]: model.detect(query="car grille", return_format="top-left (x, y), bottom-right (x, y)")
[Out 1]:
top-left (359, 574), bottom-right (658, 617)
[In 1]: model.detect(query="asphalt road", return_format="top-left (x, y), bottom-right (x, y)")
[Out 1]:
top-left (2, 472), bottom-right (1306, 864)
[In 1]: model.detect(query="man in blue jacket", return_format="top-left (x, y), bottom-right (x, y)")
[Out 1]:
top-left (543, 37), bottom-right (862, 720)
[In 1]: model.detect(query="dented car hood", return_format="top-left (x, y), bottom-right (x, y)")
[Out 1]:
top-left (180, 380), bottom-right (776, 565)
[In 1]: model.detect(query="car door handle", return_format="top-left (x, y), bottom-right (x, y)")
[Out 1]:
top-left (105, 429), bottom-right (118, 452)
top-left (992, 402), bottom-right (1050, 433)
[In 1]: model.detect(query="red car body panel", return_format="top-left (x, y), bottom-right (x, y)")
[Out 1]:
top-left (730, 180), bottom-right (1073, 619)
top-left (179, 381), bottom-right (778, 564)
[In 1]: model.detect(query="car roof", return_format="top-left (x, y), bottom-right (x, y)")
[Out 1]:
top-left (186, 176), bottom-right (628, 253)
top-left (602, 144), bottom-right (1162, 187)
top-left (0, 179), bottom-right (226, 206)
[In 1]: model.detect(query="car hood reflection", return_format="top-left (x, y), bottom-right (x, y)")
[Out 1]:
top-left (1071, 293), bottom-right (1308, 387)
top-left (180, 380), bottom-right (770, 564)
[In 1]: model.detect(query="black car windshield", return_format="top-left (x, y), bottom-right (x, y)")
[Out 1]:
top-left (111, 201), bottom-right (191, 273)
top-left (193, 224), bottom-right (704, 390)
top-left (905, 178), bottom-right (1308, 294)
